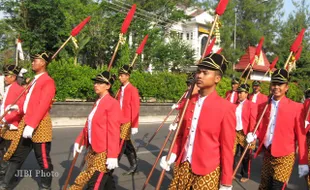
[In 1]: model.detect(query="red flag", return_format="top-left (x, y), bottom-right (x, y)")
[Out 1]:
top-left (290, 28), bottom-right (306, 53)
top-left (121, 4), bottom-right (136, 34)
top-left (255, 36), bottom-right (264, 56)
top-left (216, 48), bottom-right (223, 54)
top-left (295, 46), bottom-right (303, 61)
top-left (71, 16), bottom-right (91, 37)
top-left (215, 0), bottom-right (229, 16)
top-left (269, 56), bottom-right (278, 70)
top-left (204, 38), bottom-right (216, 57)
top-left (250, 37), bottom-right (264, 65)
top-left (136, 34), bottom-right (148, 54)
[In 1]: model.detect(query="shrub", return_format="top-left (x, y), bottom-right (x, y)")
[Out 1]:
top-left (45, 59), bottom-right (304, 102)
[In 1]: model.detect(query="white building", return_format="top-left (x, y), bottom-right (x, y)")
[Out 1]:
top-left (168, 7), bottom-right (221, 61)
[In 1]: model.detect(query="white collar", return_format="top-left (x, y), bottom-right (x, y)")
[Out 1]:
top-left (239, 99), bottom-right (246, 105)
top-left (121, 82), bottom-right (130, 89)
top-left (271, 98), bottom-right (280, 105)
top-left (34, 72), bottom-right (46, 80)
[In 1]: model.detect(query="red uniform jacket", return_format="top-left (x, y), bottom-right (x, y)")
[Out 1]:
top-left (225, 90), bottom-right (238, 104)
top-left (116, 83), bottom-right (140, 128)
top-left (255, 97), bottom-right (307, 164)
top-left (24, 73), bottom-right (56, 129)
top-left (3, 82), bottom-right (25, 127)
top-left (172, 91), bottom-right (236, 185)
top-left (248, 92), bottom-right (268, 107)
top-left (76, 94), bottom-right (121, 158)
top-left (304, 99), bottom-right (310, 132)
top-left (236, 99), bottom-right (257, 134)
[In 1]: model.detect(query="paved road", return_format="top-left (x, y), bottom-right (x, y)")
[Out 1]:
top-left (10, 123), bottom-right (307, 190)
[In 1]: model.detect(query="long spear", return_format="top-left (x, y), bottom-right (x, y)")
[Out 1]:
top-left (233, 96), bottom-right (272, 177)
top-left (155, 81), bottom-right (196, 190)
top-left (44, 16), bottom-right (92, 190)
top-left (283, 28), bottom-right (305, 69)
top-left (199, 0), bottom-right (229, 62)
top-left (142, 115), bottom-right (179, 190)
top-left (114, 34), bottom-right (148, 99)
top-left (107, 4), bottom-right (136, 71)
top-left (52, 16), bottom-right (91, 60)
top-left (0, 16), bottom-right (91, 126)
top-left (117, 34), bottom-right (149, 153)
top-left (144, 91), bottom-right (186, 148)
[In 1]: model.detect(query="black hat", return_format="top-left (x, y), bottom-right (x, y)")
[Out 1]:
top-left (118, 65), bottom-right (132, 75)
top-left (186, 72), bottom-right (196, 85)
top-left (92, 71), bottom-right (116, 85)
top-left (237, 84), bottom-right (250, 93)
top-left (31, 52), bottom-right (51, 63)
top-left (197, 53), bottom-right (228, 74)
top-left (271, 69), bottom-right (289, 84)
top-left (252, 80), bottom-right (261, 86)
top-left (305, 88), bottom-right (310, 99)
top-left (3, 65), bottom-right (21, 76)
top-left (231, 77), bottom-right (240, 85)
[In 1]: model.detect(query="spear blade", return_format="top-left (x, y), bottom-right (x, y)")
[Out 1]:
top-left (215, 0), bottom-right (229, 16)
top-left (121, 4), bottom-right (136, 34)
top-left (269, 56), bottom-right (278, 70)
top-left (295, 46), bottom-right (303, 61)
top-left (290, 28), bottom-right (306, 53)
top-left (71, 16), bottom-right (91, 37)
top-left (136, 34), bottom-right (149, 54)
top-left (204, 38), bottom-right (216, 57)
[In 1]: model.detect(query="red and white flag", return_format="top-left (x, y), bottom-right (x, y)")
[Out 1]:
top-left (16, 38), bottom-right (24, 60)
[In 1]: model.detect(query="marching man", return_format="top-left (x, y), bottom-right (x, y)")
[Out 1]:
top-left (246, 69), bottom-right (308, 190)
top-left (225, 78), bottom-right (240, 104)
top-left (303, 88), bottom-right (310, 188)
top-left (160, 53), bottom-right (236, 190)
top-left (0, 65), bottom-right (25, 176)
top-left (116, 65), bottom-right (140, 175)
top-left (233, 83), bottom-right (257, 183)
top-left (0, 53), bottom-right (56, 190)
top-left (248, 80), bottom-right (268, 106)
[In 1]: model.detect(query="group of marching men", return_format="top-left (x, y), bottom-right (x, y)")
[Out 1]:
top-left (0, 51), bottom-right (309, 190)
top-left (160, 53), bottom-right (310, 190)
top-left (0, 52), bottom-right (141, 190)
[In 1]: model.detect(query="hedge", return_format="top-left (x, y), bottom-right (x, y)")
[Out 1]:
top-left (45, 59), bottom-right (304, 102)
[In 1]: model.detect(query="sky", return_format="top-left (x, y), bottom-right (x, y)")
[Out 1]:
top-left (0, 0), bottom-right (302, 21)
top-left (283, 0), bottom-right (296, 20)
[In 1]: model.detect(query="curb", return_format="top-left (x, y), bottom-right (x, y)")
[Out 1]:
top-left (51, 115), bottom-right (177, 127)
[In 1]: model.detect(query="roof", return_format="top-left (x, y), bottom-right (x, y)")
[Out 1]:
top-left (235, 46), bottom-right (274, 72)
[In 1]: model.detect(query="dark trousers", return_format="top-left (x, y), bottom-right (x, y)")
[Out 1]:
top-left (86, 171), bottom-right (116, 190)
top-left (119, 139), bottom-right (136, 160)
top-left (0, 139), bottom-right (11, 173)
top-left (0, 138), bottom-right (11, 152)
top-left (234, 144), bottom-right (251, 178)
top-left (10, 137), bottom-right (53, 187)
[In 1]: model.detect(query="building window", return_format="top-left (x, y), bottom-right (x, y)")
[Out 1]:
top-left (201, 36), bottom-right (208, 56)
top-left (191, 32), bottom-right (193, 40)
top-left (187, 33), bottom-right (189, 40)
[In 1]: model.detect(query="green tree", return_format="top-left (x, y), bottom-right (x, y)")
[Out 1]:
top-left (273, 0), bottom-right (310, 91)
